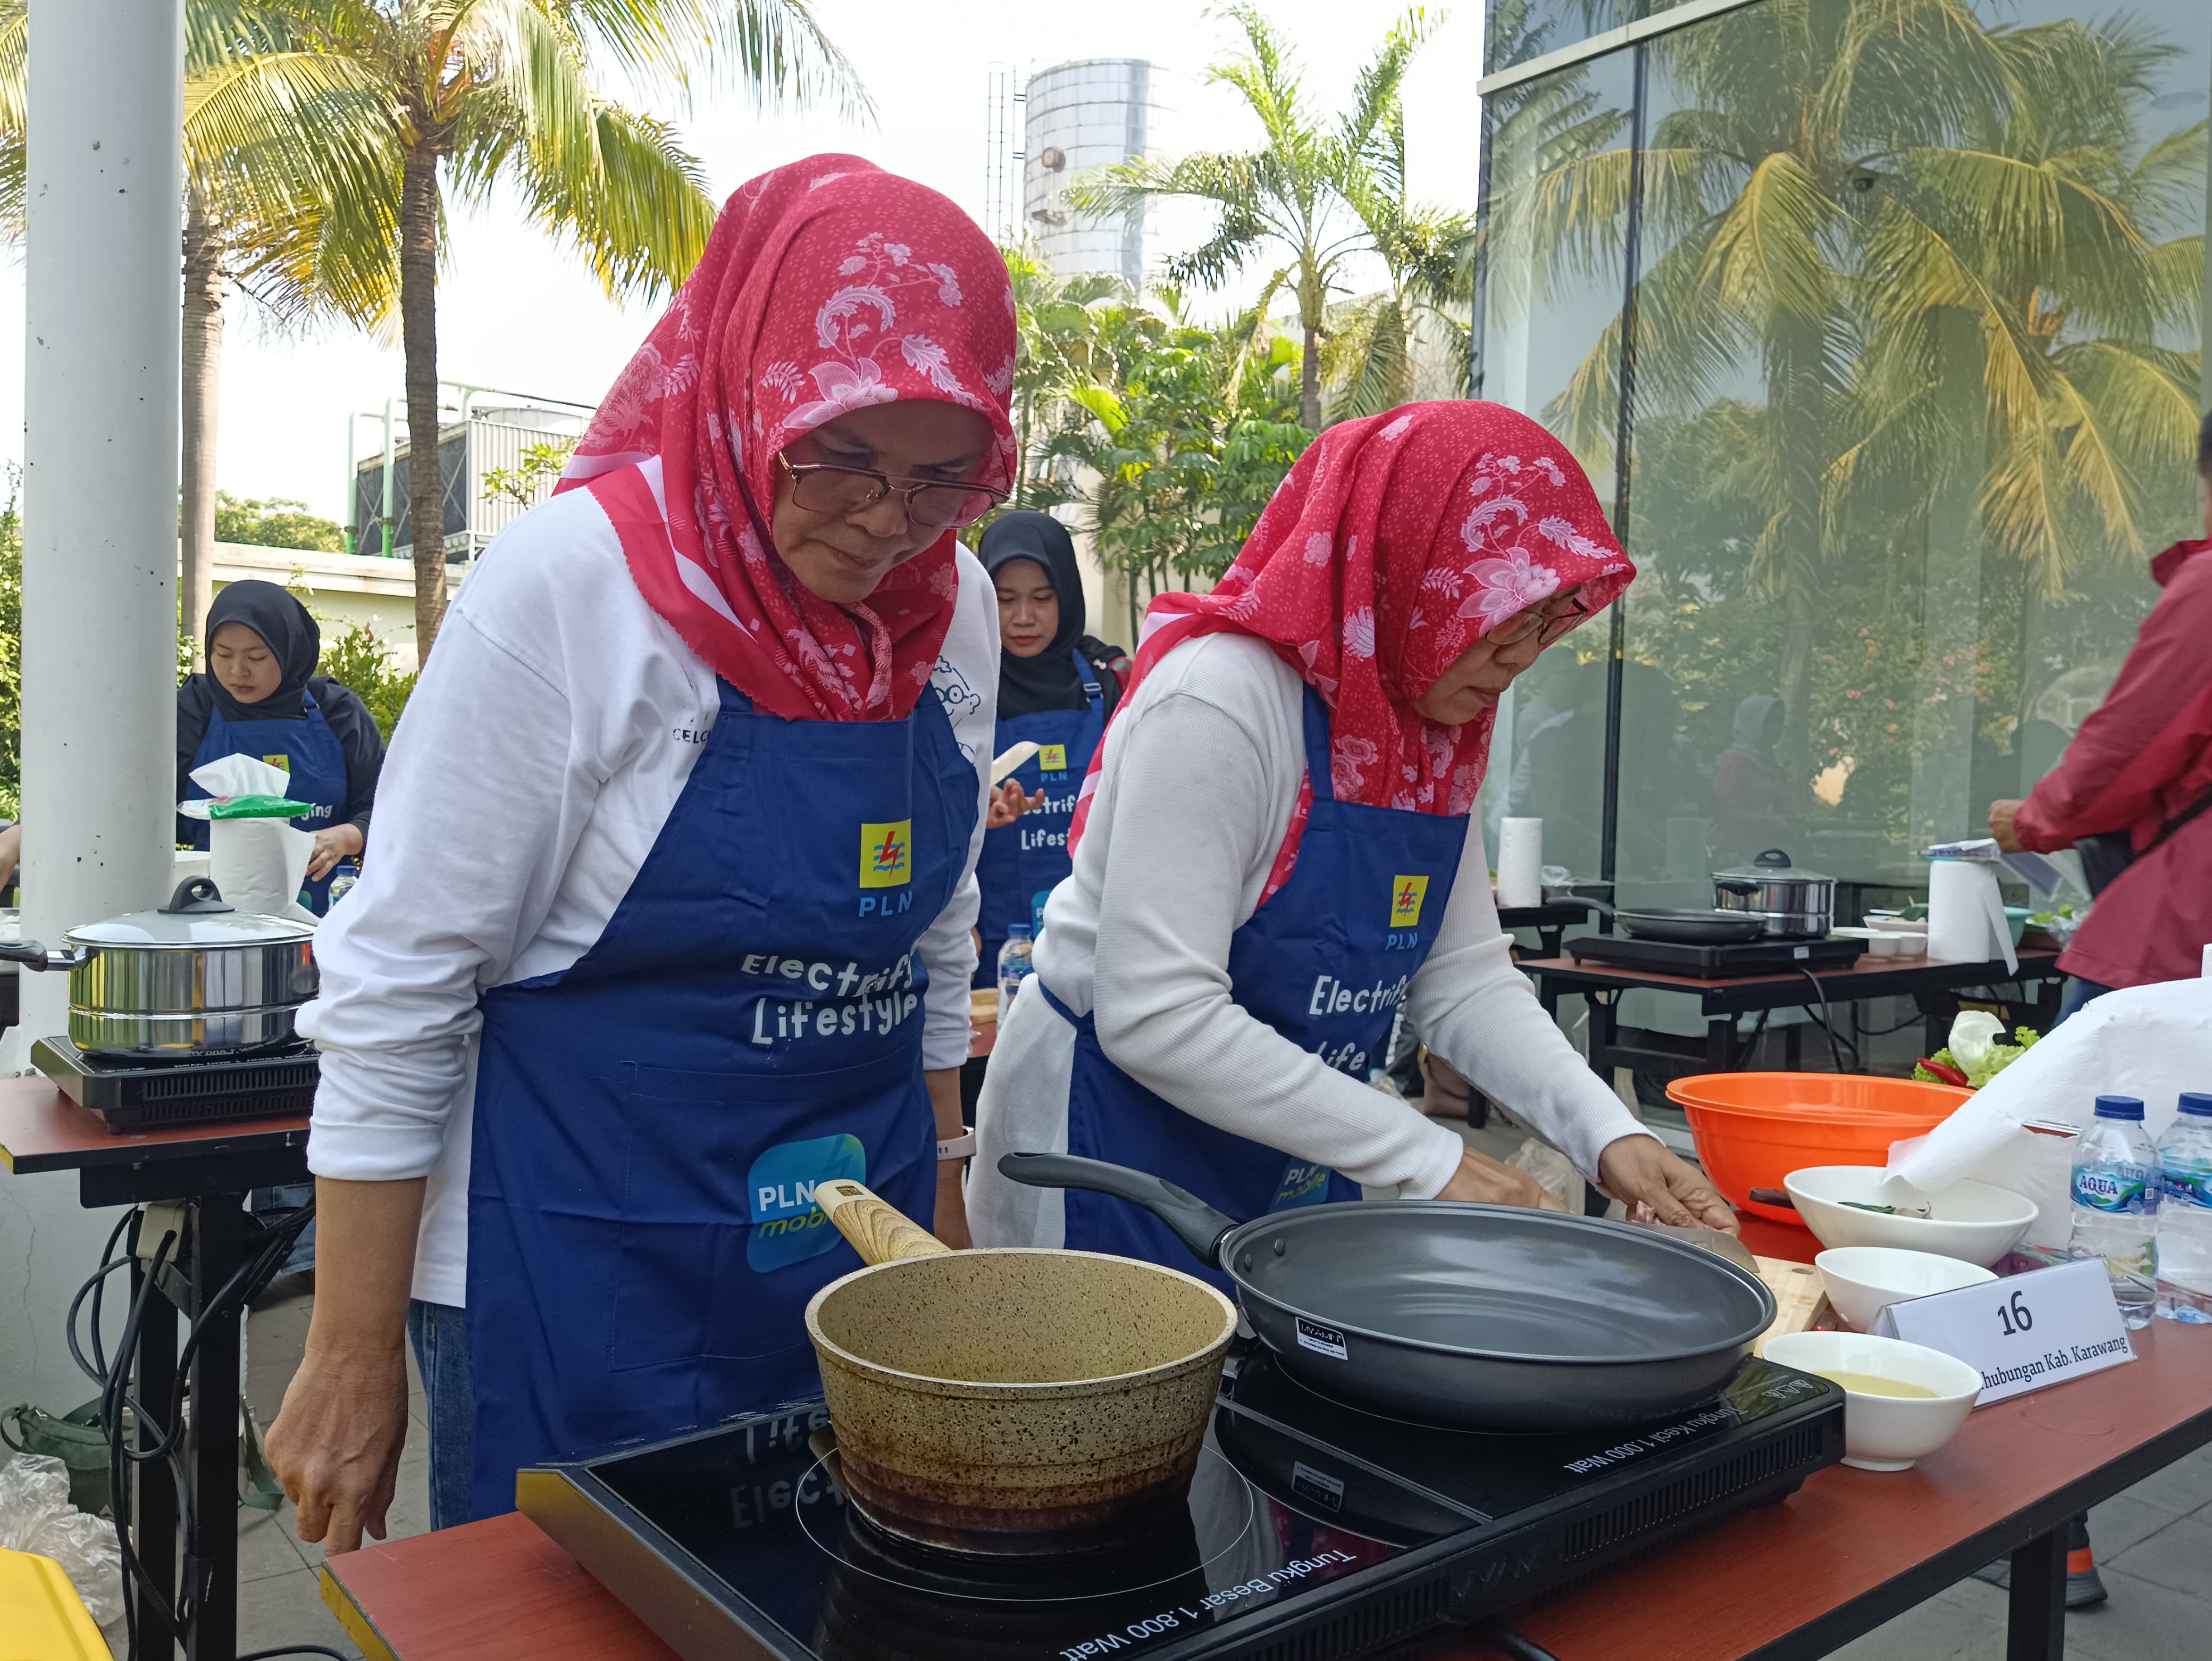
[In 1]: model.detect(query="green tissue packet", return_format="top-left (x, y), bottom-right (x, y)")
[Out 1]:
top-left (208, 794), bottom-right (311, 820)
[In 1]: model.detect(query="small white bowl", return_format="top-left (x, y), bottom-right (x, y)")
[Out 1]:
top-left (1764, 1331), bottom-right (1982, 1470)
top-left (1815, 1246), bottom-right (1997, 1332)
top-left (1784, 1166), bottom-right (2037, 1268)
top-left (1890, 931), bottom-right (1928, 957)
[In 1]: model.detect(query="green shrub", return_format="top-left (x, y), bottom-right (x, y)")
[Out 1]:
top-left (319, 620), bottom-right (417, 740)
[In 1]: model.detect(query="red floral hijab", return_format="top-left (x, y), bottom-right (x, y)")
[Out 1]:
top-left (1069, 403), bottom-right (1635, 876)
top-left (558, 156), bottom-right (1017, 721)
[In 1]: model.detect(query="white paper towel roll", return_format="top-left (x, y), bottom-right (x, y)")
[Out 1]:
top-left (1927, 859), bottom-right (2013, 968)
top-left (1496, 818), bottom-right (1544, 908)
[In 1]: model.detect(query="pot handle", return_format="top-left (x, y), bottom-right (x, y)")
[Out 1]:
top-left (1546, 894), bottom-right (1619, 921)
top-left (814, 1180), bottom-right (950, 1265)
top-left (0, 939), bottom-right (93, 972)
top-left (1753, 849), bottom-right (1793, 869)
top-left (998, 1152), bottom-right (1243, 1270)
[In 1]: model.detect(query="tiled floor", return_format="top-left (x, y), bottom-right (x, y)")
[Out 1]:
top-left (229, 1210), bottom-right (2211, 1661)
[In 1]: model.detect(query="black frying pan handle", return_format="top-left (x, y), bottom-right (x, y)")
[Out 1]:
top-left (1548, 895), bottom-right (1618, 921)
top-left (996, 1153), bottom-right (1242, 1270)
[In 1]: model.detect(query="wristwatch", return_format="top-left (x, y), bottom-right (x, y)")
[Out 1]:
top-left (937, 1130), bottom-right (977, 1162)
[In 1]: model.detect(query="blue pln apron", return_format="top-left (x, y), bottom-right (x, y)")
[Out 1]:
top-left (185, 694), bottom-right (350, 914)
top-left (462, 678), bottom-right (976, 1522)
top-left (973, 648), bottom-right (1107, 984)
top-left (1046, 686), bottom-right (1468, 1291)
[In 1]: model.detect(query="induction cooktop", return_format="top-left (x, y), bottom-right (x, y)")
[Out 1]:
top-left (518, 1350), bottom-right (1844, 1661)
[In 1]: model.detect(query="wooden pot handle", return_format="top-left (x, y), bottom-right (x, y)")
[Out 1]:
top-left (815, 1179), bottom-right (949, 1265)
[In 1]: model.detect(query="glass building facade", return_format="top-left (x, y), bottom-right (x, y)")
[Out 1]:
top-left (1473, 0), bottom-right (2212, 913)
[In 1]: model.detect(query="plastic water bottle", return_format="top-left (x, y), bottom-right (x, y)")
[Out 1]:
top-left (2156, 1092), bottom-right (2212, 1324)
top-left (996, 924), bottom-right (1034, 1015)
top-left (2069, 1094), bottom-right (2160, 1329)
top-left (326, 861), bottom-right (361, 906)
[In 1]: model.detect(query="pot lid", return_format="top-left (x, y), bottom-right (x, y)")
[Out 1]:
top-left (64, 877), bottom-right (315, 948)
top-left (1713, 847), bottom-right (1831, 883)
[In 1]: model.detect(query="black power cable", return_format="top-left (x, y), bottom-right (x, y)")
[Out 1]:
top-left (1794, 966), bottom-right (1861, 1073)
top-left (63, 1197), bottom-right (321, 1661)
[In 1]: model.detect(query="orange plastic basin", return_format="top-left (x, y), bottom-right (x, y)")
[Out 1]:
top-left (1664, 1073), bottom-right (1970, 1226)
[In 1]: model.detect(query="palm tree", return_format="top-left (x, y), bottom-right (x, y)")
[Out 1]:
top-left (1069, 5), bottom-right (1447, 430)
top-left (188, 1), bottom-right (865, 655)
top-left (1487, 0), bottom-right (2203, 775)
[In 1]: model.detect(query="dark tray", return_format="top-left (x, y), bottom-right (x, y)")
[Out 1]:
top-left (31, 1035), bottom-right (318, 1133)
top-left (1566, 934), bottom-right (1866, 978)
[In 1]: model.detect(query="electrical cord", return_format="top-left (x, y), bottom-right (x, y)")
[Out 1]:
top-left (63, 1197), bottom-right (321, 1661)
top-left (1794, 967), bottom-right (1861, 1073)
top-left (235, 1648), bottom-right (350, 1660)
top-left (1481, 1626), bottom-right (1566, 1661)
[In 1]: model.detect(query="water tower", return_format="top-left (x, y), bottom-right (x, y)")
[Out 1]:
top-left (1021, 60), bottom-right (1172, 286)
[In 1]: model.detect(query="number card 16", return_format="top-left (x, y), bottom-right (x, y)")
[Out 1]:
top-left (1873, 1259), bottom-right (2134, 1405)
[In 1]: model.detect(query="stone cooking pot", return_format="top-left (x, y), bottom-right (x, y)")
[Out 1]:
top-left (803, 1181), bottom-right (1236, 1557)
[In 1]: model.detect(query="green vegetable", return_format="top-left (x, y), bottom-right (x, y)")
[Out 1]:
top-left (1840, 1201), bottom-right (1897, 1215)
top-left (1911, 1026), bottom-right (2040, 1089)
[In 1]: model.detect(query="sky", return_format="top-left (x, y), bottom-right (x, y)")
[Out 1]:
top-left (0, 2), bottom-right (1485, 523)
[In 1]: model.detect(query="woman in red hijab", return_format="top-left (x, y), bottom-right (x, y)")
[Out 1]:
top-left (970, 403), bottom-right (1730, 1272)
top-left (271, 158), bottom-right (1017, 1542)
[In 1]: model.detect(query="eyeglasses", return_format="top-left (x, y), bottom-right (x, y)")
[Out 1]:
top-left (777, 453), bottom-right (1008, 530)
top-left (1487, 598), bottom-right (1592, 648)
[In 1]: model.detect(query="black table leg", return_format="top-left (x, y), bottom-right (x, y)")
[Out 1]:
top-left (185, 1195), bottom-right (248, 1661)
top-left (1538, 924), bottom-right (1565, 958)
top-left (1586, 991), bottom-right (1614, 1081)
top-left (1706, 1016), bottom-right (1735, 1071)
top-left (132, 1253), bottom-right (181, 1658)
top-left (2006, 1525), bottom-right (2067, 1661)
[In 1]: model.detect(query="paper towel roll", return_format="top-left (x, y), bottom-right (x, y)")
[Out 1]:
top-left (1496, 818), bottom-right (1544, 908)
top-left (209, 819), bottom-right (316, 922)
top-left (1928, 859), bottom-right (2008, 966)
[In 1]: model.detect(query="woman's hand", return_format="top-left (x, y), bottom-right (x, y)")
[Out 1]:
top-left (266, 1339), bottom-right (410, 1554)
top-left (1987, 798), bottom-right (2026, 855)
top-left (1595, 1136), bottom-right (1738, 1232)
top-left (985, 781), bottom-right (1036, 830)
top-left (1435, 1146), bottom-right (1567, 1211)
top-left (0, 822), bottom-right (20, 890)
top-left (307, 822), bottom-right (366, 881)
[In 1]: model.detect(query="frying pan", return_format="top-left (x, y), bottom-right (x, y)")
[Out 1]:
top-left (1553, 894), bottom-right (1767, 945)
top-left (999, 1154), bottom-right (1775, 1432)
top-left (802, 1180), bottom-right (1236, 1556)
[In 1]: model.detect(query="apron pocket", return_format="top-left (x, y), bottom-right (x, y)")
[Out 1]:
top-left (608, 1053), bottom-right (931, 1370)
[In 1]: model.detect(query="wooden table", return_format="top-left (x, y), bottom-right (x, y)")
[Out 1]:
top-left (0, 1078), bottom-right (311, 1661)
top-left (1521, 949), bottom-right (2066, 1082)
top-left (320, 1212), bottom-right (2212, 1661)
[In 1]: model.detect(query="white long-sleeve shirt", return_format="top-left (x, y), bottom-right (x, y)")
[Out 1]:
top-left (968, 632), bottom-right (1650, 1250)
top-left (300, 460), bottom-right (999, 1307)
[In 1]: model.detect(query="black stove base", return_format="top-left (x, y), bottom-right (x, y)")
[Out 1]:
top-left (31, 1034), bottom-right (319, 1132)
top-left (1568, 935), bottom-right (1865, 978)
top-left (520, 1354), bottom-right (1844, 1661)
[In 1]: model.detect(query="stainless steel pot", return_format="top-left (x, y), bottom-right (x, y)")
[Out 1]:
top-left (1712, 849), bottom-right (1834, 939)
top-left (0, 877), bottom-right (317, 1057)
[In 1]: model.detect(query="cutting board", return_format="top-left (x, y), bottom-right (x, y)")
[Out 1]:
top-left (1752, 1255), bottom-right (1830, 1355)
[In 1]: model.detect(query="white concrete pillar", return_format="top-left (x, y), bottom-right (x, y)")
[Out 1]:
top-left (0, 0), bottom-right (185, 1412)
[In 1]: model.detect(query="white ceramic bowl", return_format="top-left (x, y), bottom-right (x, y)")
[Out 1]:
top-left (1784, 1166), bottom-right (2037, 1267)
top-left (1891, 931), bottom-right (1928, 957)
top-left (1764, 1330), bottom-right (1982, 1470)
top-left (1815, 1246), bottom-right (1997, 1331)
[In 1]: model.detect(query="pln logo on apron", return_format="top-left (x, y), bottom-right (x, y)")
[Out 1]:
top-left (859, 819), bottom-right (914, 915)
top-left (747, 1133), bottom-right (867, 1272)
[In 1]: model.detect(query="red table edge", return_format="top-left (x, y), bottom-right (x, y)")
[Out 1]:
top-left (0, 1074), bottom-right (308, 1173)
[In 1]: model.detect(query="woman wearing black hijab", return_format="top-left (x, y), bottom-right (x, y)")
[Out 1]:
top-left (973, 512), bottom-right (1128, 984)
top-left (176, 580), bottom-right (387, 915)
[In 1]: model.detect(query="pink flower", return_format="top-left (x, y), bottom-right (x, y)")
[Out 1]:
top-left (1458, 546), bottom-right (1561, 631)
top-left (1846, 689), bottom-right (1861, 699)
top-left (786, 358), bottom-right (897, 429)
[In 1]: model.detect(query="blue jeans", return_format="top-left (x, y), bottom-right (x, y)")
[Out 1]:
top-left (2055, 976), bottom-right (2116, 1026)
top-left (407, 1299), bottom-right (474, 1532)
top-left (247, 1184), bottom-right (316, 1276)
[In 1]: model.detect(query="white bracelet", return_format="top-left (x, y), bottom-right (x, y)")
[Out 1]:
top-left (937, 1131), bottom-right (977, 1162)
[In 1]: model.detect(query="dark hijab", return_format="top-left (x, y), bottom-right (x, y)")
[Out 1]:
top-left (979, 512), bottom-right (1092, 719)
top-left (203, 580), bottom-right (321, 720)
